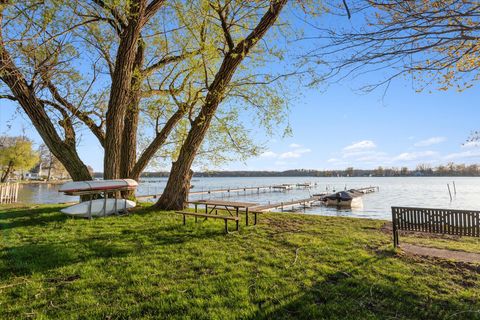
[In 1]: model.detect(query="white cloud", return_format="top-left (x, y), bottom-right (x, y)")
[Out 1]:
top-left (279, 151), bottom-right (301, 159)
top-left (259, 146), bottom-right (311, 161)
top-left (461, 141), bottom-right (480, 149)
top-left (279, 148), bottom-right (311, 159)
top-left (444, 149), bottom-right (480, 160)
top-left (343, 140), bottom-right (376, 152)
top-left (289, 143), bottom-right (302, 148)
top-left (414, 136), bottom-right (446, 147)
top-left (259, 151), bottom-right (277, 158)
top-left (327, 158), bottom-right (340, 163)
top-left (393, 151), bottom-right (438, 161)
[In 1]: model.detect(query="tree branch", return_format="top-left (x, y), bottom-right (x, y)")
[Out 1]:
top-left (43, 79), bottom-right (105, 147)
top-left (91, 0), bottom-right (128, 30)
top-left (130, 108), bottom-right (186, 178)
top-left (142, 50), bottom-right (202, 76)
top-left (143, 0), bottom-right (166, 25)
top-left (215, 3), bottom-right (235, 51)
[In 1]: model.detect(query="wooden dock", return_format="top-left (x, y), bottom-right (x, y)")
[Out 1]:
top-left (137, 182), bottom-right (317, 200)
top-left (190, 185), bottom-right (276, 195)
top-left (355, 186), bottom-right (379, 194)
top-left (250, 196), bottom-right (323, 212)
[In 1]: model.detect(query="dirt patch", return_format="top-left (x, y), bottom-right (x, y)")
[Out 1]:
top-left (401, 243), bottom-right (480, 264)
top-left (263, 216), bottom-right (307, 232)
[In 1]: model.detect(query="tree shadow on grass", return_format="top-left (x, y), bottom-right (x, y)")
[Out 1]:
top-left (0, 221), bottom-right (232, 279)
top-left (244, 248), bottom-right (480, 320)
top-left (0, 239), bottom-right (138, 279)
top-left (0, 243), bottom-right (80, 277)
top-left (0, 205), bottom-right (68, 230)
top-left (247, 268), bottom-right (479, 320)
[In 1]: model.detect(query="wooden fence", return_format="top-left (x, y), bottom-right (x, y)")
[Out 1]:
top-left (0, 182), bottom-right (19, 204)
top-left (391, 206), bottom-right (480, 247)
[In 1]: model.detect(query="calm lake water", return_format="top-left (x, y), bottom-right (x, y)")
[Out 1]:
top-left (16, 177), bottom-right (480, 220)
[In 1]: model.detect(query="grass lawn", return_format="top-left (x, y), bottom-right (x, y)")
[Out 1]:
top-left (1, 204), bottom-right (480, 319)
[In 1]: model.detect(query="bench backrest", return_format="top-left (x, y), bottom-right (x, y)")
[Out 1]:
top-left (392, 206), bottom-right (480, 237)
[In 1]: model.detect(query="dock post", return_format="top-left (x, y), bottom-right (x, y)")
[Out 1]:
top-left (447, 184), bottom-right (452, 201)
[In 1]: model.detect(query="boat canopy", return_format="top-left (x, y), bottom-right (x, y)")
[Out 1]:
top-left (324, 191), bottom-right (353, 201)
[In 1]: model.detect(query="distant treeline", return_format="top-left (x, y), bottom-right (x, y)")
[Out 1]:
top-left (92, 163), bottom-right (480, 178)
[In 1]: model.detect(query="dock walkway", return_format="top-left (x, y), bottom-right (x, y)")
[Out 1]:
top-left (250, 196), bottom-right (323, 212)
top-left (137, 182), bottom-right (317, 200)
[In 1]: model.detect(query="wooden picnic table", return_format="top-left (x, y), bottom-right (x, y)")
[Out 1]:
top-left (188, 200), bottom-right (259, 226)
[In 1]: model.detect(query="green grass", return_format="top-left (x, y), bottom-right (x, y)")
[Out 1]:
top-left (1, 204), bottom-right (480, 319)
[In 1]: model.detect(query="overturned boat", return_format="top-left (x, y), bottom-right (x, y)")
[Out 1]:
top-left (322, 190), bottom-right (364, 208)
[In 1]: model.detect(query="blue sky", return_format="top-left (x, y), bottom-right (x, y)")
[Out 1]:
top-left (1, 5), bottom-right (479, 173)
top-left (2, 75), bottom-right (479, 172)
top-left (225, 77), bottom-right (480, 171)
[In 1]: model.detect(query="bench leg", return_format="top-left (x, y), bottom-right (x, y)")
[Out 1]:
top-left (254, 213), bottom-right (257, 225)
top-left (236, 219), bottom-right (239, 231)
top-left (246, 209), bottom-right (249, 226)
top-left (183, 214), bottom-right (186, 225)
top-left (195, 216), bottom-right (198, 223)
top-left (225, 219), bottom-right (228, 234)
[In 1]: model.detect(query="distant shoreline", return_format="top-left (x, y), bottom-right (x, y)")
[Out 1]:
top-left (16, 180), bottom-right (67, 185)
top-left (11, 175), bottom-right (480, 185)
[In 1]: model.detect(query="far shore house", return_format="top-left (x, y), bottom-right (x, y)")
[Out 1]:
top-left (22, 163), bottom-right (69, 180)
top-left (22, 163), bottom-right (45, 180)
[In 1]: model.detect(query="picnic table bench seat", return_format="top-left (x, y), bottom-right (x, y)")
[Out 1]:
top-left (175, 211), bottom-right (239, 233)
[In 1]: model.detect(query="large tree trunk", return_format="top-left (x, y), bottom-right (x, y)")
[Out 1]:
top-left (103, 1), bottom-right (146, 179)
top-left (155, 0), bottom-right (288, 210)
top-left (1, 162), bottom-right (13, 182)
top-left (155, 162), bottom-right (193, 209)
top-left (47, 162), bottom-right (52, 181)
top-left (120, 41), bottom-right (145, 181)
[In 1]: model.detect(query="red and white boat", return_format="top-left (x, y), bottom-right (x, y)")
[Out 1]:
top-left (59, 179), bottom-right (138, 194)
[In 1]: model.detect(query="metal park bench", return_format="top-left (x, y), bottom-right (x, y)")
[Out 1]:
top-left (175, 211), bottom-right (240, 233)
top-left (391, 206), bottom-right (480, 247)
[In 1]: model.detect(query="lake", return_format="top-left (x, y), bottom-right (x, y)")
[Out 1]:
top-left (15, 177), bottom-right (480, 220)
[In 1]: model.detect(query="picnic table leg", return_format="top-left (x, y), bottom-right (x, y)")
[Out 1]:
top-left (183, 214), bottom-right (186, 225)
top-left (195, 204), bottom-right (198, 213)
top-left (225, 219), bottom-right (229, 234)
top-left (246, 208), bottom-right (249, 226)
top-left (254, 212), bottom-right (257, 225)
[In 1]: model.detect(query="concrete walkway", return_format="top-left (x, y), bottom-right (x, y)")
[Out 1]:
top-left (401, 244), bottom-right (480, 264)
